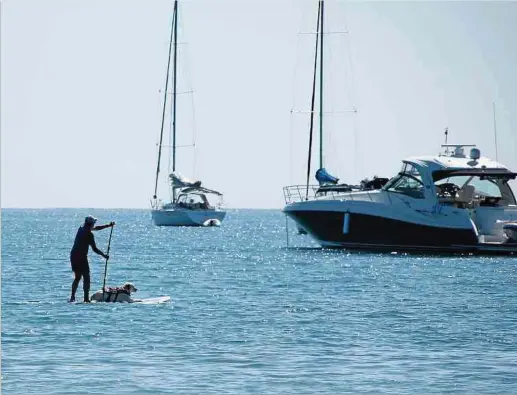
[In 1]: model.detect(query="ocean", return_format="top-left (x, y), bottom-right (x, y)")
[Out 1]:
top-left (2, 208), bottom-right (517, 394)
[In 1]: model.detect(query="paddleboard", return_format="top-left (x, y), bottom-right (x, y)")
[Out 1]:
top-left (69, 296), bottom-right (171, 304)
top-left (133, 296), bottom-right (171, 304)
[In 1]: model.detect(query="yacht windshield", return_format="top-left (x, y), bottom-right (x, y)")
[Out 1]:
top-left (384, 163), bottom-right (425, 199)
top-left (434, 174), bottom-right (516, 206)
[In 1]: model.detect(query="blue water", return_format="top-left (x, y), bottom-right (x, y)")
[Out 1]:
top-left (2, 208), bottom-right (517, 394)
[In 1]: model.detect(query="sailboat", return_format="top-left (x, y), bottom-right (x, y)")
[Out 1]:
top-left (151, 0), bottom-right (226, 227)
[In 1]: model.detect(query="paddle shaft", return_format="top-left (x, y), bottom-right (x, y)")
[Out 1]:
top-left (102, 226), bottom-right (114, 294)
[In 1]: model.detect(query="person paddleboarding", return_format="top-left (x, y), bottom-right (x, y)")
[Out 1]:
top-left (69, 215), bottom-right (115, 303)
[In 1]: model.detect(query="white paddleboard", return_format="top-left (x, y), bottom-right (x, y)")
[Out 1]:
top-left (132, 296), bottom-right (171, 304)
top-left (70, 296), bottom-right (171, 304)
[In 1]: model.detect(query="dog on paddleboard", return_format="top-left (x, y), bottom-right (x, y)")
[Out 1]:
top-left (90, 282), bottom-right (138, 303)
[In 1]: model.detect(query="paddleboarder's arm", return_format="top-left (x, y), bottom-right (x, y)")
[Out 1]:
top-left (89, 233), bottom-right (108, 259)
top-left (92, 222), bottom-right (115, 231)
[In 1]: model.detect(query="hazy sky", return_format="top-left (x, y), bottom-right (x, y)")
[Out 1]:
top-left (2, 0), bottom-right (517, 209)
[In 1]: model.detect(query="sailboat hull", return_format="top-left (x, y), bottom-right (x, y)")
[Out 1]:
top-left (151, 209), bottom-right (226, 227)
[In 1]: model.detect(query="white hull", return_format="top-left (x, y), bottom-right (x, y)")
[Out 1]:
top-left (151, 208), bottom-right (226, 227)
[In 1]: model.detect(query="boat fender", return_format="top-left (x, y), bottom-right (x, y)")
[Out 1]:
top-left (203, 219), bottom-right (221, 227)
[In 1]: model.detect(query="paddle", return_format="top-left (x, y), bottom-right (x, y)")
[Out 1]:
top-left (102, 225), bottom-right (114, 301)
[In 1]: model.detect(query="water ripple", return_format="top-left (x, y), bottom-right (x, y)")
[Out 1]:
top-left (2, 208), bottom-right (517, 394)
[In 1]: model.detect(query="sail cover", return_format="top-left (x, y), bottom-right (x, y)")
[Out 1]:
top-left (181, 186), bottom-right (222, 196)
top-left (169, 171), bottom-right (222, 195)
top-left (315, 168), bottom-right (339, 185)
top-left (169, 172), bottom-right (202, 188)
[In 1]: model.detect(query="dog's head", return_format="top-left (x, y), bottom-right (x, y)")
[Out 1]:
top-left (122, 282), bottom-right (138, 294)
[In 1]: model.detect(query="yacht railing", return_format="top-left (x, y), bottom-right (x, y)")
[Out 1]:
top-left (283, 185), bottom-right (319, 204)
top-left (283, 184), bottom-right (371, 205)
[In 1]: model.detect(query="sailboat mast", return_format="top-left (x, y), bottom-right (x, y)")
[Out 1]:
top-left (305, 1), bottom-right (322, 199)
top-left (319, 0), bottom-right (324, 169)
top-left (172, 0), bottom-right (179, 202)
top-left (153, 2), bottom-right (177, 199)
top-left (493, 101), bottom-right (499, 162)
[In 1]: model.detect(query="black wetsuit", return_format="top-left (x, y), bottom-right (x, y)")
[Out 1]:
top-left (70, 225), bottom-right (103, 301)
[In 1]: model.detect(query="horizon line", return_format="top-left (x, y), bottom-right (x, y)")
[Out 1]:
top-left (0, 206), bottom-right (283, 211)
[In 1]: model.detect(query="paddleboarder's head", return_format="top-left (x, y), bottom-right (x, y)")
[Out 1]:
top-left (84, 215), bottom-right (97, 228)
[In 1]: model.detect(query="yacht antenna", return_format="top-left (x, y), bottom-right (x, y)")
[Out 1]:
top-left (493, 101), bottom-right (499, 162)
top-left (444, 127), bottom-right (449, 154)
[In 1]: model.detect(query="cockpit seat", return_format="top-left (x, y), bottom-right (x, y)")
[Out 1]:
top-left (456, 185), bottom-right (475, 205)
top-left (503, 222), bottom-right (517, 243)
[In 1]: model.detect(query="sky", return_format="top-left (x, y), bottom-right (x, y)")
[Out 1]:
top-left (2, 0), bottom-right (517, 209)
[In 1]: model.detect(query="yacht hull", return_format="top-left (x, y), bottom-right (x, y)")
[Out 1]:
top-left (284, 201), bottom-right (517, 255)
top-left (287, 209), bottom-right (476, 249)
top-left (152, 209), bottom-right (226, 227)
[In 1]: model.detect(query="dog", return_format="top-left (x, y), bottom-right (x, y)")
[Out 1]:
top-left (90, 282), bottom-right (138, 303)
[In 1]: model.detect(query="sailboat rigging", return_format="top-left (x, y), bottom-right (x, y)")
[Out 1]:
top-left (283, 0), bottom-right (387, 236)
top-left (305, 0), bottom-right (320, 200)
top-left (151, 0), bottom-right (226, 227)
top-left (309, 0), bottom-right (347, 193)
top-left (153, 0), bottom-right (177, 202)
top-left (285, 1), bottom-right (352, 201)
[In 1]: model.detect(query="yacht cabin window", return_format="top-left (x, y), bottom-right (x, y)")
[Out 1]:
top-left (384, 163), bottom-right (425, 199)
